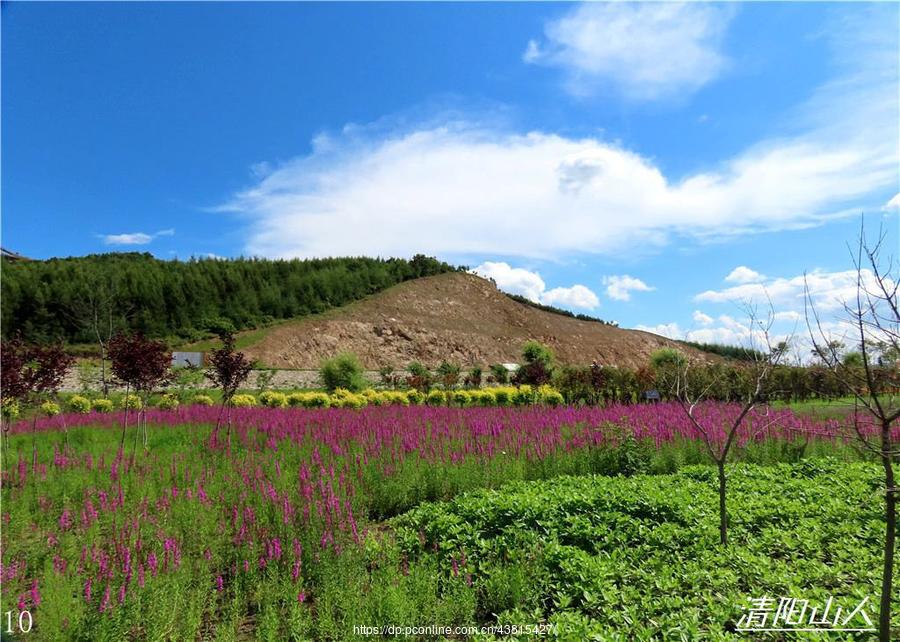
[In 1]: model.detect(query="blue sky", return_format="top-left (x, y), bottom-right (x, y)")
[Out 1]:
top-left (3, 2), bottom-right (898, 352)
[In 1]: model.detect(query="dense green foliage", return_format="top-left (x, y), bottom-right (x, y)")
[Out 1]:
top-left (396, 461), bottom-right (890, 640)
top-left (679, 341), bottom-right (767, 362)
top-left (1, 252), bottom-right (457, 343)
top-left (553, 359), bottom-right (897, 405)
top-left (320, 353), bottom-right (367, 393)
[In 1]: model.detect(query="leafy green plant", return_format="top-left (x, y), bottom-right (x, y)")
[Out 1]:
top-left (40, 400), bottom-right (61, 416)
top-left (67, 395), bottom-right (93, 414)
top-left (320, 353), bottom-right (366, 393)
top-left (229, 394), bottom-right (257, 408)
top-left (259, 390), bottom-right (288, 408)
top-left (91, 398), bottom-right (114, 413)
top-left (191, 393), bottom-right (215, 407)
top-left (157, 393), bottom-right (180, 410)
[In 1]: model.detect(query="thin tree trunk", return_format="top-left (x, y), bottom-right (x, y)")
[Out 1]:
top-left (120, 383), bottom-right (130, 452)
top-left (131, 408), bottom-right (141, 465)
top-left (99, 346), bottom-right (108, 397)
top-left (31, 414), bottom-right (37, 483)
top-left (879, 418), bottom-right (896, 641)
top-left (717, 459), bottom-right (728, 546)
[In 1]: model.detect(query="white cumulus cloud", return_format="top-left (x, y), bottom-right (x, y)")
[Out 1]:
top-left (692, 310), bottom-right (714, 326)
top-left (524, 2), bottom-right (735, 101)
top-left (695, 268), bottom-right (891, 313)
top-left (472, 261), bottom-right (546, 303)
top-left (724, 266), bottom-right (765, 284)
top-left (603, 275), bottom-right (655, 302)
top-left (542, 284), bottom-right (600, 310)
top-left (471, 261), bottom-right (599, 310)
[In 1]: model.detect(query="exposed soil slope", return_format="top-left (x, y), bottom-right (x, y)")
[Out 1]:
top-left (243, 272), bottom-right (702, 369)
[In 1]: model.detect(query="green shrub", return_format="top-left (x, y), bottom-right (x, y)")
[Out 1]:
top-left (406, 389), bottom-right (425, 405)
top-left (426, 390), bottom-right (446, 406)
top-left (475, 389), bottom-right (497, 407)
top-left (380, 391), bottom-right (410, 406)
top-left (1, 398), bottom-right (20, 420)
top-left (362, 389), bottom-right (385, 406)
top-left (330, 388), bottom-right (367, 409)
top-left (320, 353), bottom-right (366, 392)
top-left (451, 390), bottom-right (471, 407)
top-left (406, 362), bottom-right (433, 391)
top-left (287, 392), bottom-right (304, 407)
top-left (92, 398), bottom-right (114, 413)
top-left (513, 385), bottom-right (533, 406)
top-left (120, 395), bottom-right (143, 411)
top-left (287, 392), bottom-right (331, 408)
top-left (67, 395), bottom-right (93, 414)
top-left (259, 391), bottom-right (288, 408)
top-left (157, 394), bottom-right (180, 410)
top-left (191, 394), bottom-right (215, 407)
top-left (299, 392), bottom-right (331, 408)
top-left (493, 387), bottom-right (513, 406)
top-left (41, 401), bottom-right (61, 417)
top-left (489, 363), bottom-right (510, 384)
top-left (538, 384), bottom-right (564, 407)
top-left (522, 340), bottom-right (554, 366)
top-left (229, 394), bottom-right (257, 408)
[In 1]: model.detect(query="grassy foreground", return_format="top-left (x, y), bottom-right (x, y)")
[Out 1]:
top-left (0, 406), bottom-right (892, 640)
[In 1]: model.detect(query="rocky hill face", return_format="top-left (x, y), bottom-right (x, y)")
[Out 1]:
top-left (243, 272), bottom-right (700, 369)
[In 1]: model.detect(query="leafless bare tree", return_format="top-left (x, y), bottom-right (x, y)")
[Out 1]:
top-left (67, 279), bottom-right (131, 396)
top-left (806, 220), bottom-right (898, 641)
top-left (662, 303), bottom-right (790, 545)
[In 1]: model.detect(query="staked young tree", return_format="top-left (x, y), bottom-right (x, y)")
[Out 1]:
top-left (656, 306), bottom-right (790, 546)
top-left (108, 332), bottom-right (172, 457)
top-left (205, 332), bottom-right (253, 446)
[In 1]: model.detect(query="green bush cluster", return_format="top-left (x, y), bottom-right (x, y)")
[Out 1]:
top-left (191, 394), bottom-right (215, 407)
top-left (40, 401), bottom-right (61, 417)
top-left (288, 392), bottom-right (331, 408)
top-left (120, 395), bottom-right (143, 411)
top-left (320, 353), bottom-right (367, 393)
top-left (229, 394), bottom-right (257, 408)
top-left (156, 394), bottom-right (180, 410)
top-left (66, 395), bottom-right (93, 414)
top-left (91, 398), bottom-right (114, 413)
top-left (258, 391), bottom-right (288, 408)
top-left (0, 398), bottom-right (20, 420)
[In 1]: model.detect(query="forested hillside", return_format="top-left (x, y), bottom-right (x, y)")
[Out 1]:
top-left (1, 252), bottom-right (458, 343)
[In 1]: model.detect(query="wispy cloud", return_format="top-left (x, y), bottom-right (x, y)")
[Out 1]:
top-left (524, 3), bottom-right (735, 101)
top-left (101, 228), bottom-right (175, 246)
top-left (472, 261), bottom-right (599, 310)
top-left (603, 275), bottom-right (654, 302)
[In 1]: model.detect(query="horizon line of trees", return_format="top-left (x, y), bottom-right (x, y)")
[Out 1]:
top-left (1, 252), bottom-right (459, 344)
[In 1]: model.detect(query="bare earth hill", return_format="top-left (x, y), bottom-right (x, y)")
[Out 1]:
top-left (241, 272), bottom-right (703, 369)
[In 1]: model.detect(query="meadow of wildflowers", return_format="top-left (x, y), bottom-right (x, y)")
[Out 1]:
top-left (0, 403), bottom-right (889, 639)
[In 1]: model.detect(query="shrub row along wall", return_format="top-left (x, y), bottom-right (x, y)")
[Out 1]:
top-left (552, 362), bottom-right (897, 405)
top-left (49, 385), bottom-right (565, 415)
